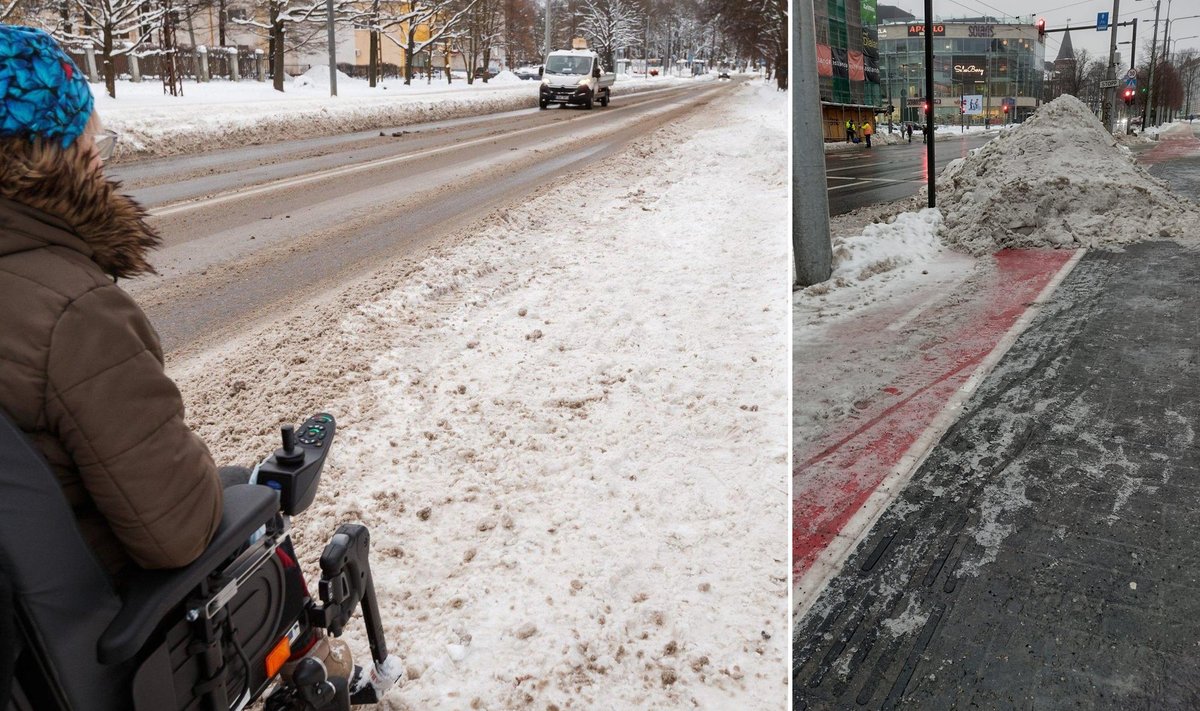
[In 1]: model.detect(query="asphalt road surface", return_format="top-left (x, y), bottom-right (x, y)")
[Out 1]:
top-left (108, 80), bottom-right (736, 358)
top-left (824, 131), bottom-right (995, 215)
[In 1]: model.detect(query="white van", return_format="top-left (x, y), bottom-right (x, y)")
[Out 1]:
top-left (539, 46), bottom-right (615, 110)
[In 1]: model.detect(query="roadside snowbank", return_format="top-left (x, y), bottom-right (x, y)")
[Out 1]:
top-left (94, 74), bottom-right (709, 160)
top-left (172, 82), bottom-right (788, 709)
top-left (938, 94), bottom-right (1200, 254)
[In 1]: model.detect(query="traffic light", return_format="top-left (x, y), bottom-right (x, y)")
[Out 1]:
top-left (923, 100), bottom-right (930, 115)
top-left (1003, 104), bottom-right (1010, 114)
top-left (1123, 87), bottom-right (1136, 105)
top-left (1037, 18), bottom-right (1046, 41)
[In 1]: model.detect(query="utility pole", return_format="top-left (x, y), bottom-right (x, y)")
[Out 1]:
top-left (1145, 0), bottom-right (1161, 126)
top-left (1101, 0), bottom-right (1120, 132)
top-left (924, 0), bottom-right (936, 208)
top-left (326, 0), bottom-right (337, 96)
top-left (794, 0), bottom-right (833, 287)
top-left (543, 0), bottom-right (552, 60)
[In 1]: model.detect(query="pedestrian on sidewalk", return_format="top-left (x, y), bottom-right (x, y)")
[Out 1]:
top-left (845, 120), bottom-right (855, 143)
top-left (862, 122), bottom-right (874, 148)
top-left (906, 124), bottom-right (913, 143)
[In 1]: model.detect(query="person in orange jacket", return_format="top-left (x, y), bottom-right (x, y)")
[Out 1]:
top-left (862, 121), bottom-right (874, 148)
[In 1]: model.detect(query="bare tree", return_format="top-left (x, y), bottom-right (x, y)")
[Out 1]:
top-left (49, 0), bottom-right (166, 97)
top-left (234, 0), bottom-right (353, 91)
top-left (580, 0), bottom-right (640, 69)
top-left (381, 0), bottom-right (476, 85)
top-left (463, 0), bottom-right (502, 82)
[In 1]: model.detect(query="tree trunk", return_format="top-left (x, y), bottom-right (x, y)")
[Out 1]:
top-left (103, 25), bottom-right (115, 98)
top-left (369, 30), bottom-right (378, 86)
top-left (272, 18), bottom-right (285, 92)
top-left (218, 0), bottom-right (226, 46)
top-left (404, 27), bottom-right (415, 84)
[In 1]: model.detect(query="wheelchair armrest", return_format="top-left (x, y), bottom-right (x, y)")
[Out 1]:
top-left (96, 484), bottom-right (280, 665)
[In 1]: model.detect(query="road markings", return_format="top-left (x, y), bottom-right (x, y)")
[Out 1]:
top-left (148, 84), bottom-right (722, 218)
top-left (793, 248), bottom-right (1086, 622)
top-left (826, 177), bottom-right (924, 191)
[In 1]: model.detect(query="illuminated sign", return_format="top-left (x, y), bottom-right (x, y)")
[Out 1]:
top-left (953, 55), bottom-right (987, 79)
top-left (908, 24), bottom-right (946, 36)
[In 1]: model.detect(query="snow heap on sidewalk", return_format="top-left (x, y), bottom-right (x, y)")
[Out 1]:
top-left (806, 207), bottom-right (944, 293)
top-left (938, 94), bottom-right (1200, 254)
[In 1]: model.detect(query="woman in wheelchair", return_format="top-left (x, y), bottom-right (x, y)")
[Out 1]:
top-left (0, 27), bottom-right (394, 710)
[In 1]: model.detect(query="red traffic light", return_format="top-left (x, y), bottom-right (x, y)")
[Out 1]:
top-left (1122, 87), bottom-right (1136, 105)
top-left (1037, 18), bottom-right (1046, 38)
top-left (1003, 104), bottom-right (1010, 113)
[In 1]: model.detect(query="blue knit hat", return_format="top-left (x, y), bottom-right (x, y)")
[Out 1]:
top-left (0, 25), bottom-right (94, 148)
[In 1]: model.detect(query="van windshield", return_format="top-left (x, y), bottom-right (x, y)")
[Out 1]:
top-left (546, 56), bottom-right (593, 75)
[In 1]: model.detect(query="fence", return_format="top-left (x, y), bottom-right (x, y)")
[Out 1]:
top-left (65, 45), bottom-right (285, 84)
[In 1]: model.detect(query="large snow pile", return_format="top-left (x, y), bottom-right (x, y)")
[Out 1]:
top-left (938, 94), bottom-right (1200, 254)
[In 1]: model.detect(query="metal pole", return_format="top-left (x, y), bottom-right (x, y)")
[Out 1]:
top-left (1102, 0), bottom-right (1120, 132)
top-left (924, 0), bottom-right (935, 209)
top-left (1131, 18), bottom-right (1138, 72)
top-left (543, 0), bottom-right (552, 60)
top-left (1146, 0), bottom-right (1161, 126)
top-left (326, 0), bottom-right (337, 96)
top-left (794, 0), bottom-right (833, 287)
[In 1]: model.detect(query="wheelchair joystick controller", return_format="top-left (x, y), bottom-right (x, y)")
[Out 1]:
top-left (276, 424), bottom-right (305, 465)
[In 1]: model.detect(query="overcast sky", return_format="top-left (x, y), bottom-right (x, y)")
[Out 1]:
top-left (882, 0), bottom-right (1200, 64)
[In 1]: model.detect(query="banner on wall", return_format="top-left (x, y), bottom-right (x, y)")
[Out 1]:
top-left (865, 56), bottom-right (880, 84)
top-left (816, 44), bottom-right (832, 77)
top-left (849, 51), bottom-right (865, 81)
top-left (831, 47), bottom-right (849, 79)
top-left (862, 28), bottom-right (879, 59)
top-left (861, 0), bottom-right (877, 26)
top-left (953, 55), bottom-right (987, 80)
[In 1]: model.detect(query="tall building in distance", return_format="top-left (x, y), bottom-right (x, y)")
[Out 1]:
top-left (877, 17), bottom-right (1046, 125)
top-left (813, 0), bottom-right (884, 140)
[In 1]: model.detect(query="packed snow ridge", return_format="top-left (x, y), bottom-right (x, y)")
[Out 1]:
top-left (938, 94), bottom-right (1200, 254)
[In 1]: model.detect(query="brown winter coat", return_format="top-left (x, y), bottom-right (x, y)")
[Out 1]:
top-left (0, 136), bottom-right (222, 577)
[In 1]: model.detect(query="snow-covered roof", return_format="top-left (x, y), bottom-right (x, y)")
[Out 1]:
top-left (548, 49), bottom-right (598, 57)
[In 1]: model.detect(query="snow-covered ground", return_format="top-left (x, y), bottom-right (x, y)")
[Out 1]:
top-left (94, 68), bottom-right (714, 159)
top-left (171, 81), bottom-right (788, 709)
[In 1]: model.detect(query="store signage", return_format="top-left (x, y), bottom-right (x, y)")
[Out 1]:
top-left (953, 55), bottom-right (987, 79)
top-left (961, 94), bottom-right (983, 115)
top-left (967, 24), bottom-right (995, 38)
top-left (908, 24), bottom-right (946, 36)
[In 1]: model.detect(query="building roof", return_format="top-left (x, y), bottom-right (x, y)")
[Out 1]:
top-left (1055, 29), bottom-right (1075, 63)
top-left (878, 4), bottom-right (916, 22)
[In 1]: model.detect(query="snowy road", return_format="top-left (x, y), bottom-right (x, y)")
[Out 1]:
top-left (114, 80), bottom-right (738, 358)
top-left (823, 133), bottom-right (993, 216)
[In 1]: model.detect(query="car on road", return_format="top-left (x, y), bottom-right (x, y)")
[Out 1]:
top-left (515, 65), bottom-right (542, 80)
top-left (539, 44), bottom-right (615, 110)
top-left (718, 71), bottom-right (731, 80)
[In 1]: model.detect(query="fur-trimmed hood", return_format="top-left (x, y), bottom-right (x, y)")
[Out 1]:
top-left (0, 136), bottom-right (160, 278)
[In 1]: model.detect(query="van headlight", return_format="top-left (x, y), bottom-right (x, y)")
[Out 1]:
top-left (577, 77), bottom-right (590, 86)
top-left (541, 77), bottom-right (550, 85)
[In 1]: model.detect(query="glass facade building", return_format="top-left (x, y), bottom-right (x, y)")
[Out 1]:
top-left (878, 21), bottom-right (1046, 125)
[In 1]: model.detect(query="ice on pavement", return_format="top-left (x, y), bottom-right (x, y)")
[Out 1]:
top-left (939, 94), bottom-right (1200, 254)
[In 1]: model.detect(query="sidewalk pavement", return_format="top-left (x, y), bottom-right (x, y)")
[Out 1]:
top-left (795, 242), bottom-right (1200, 709)
top-left (795, 125), bottom-right (1200, 710)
